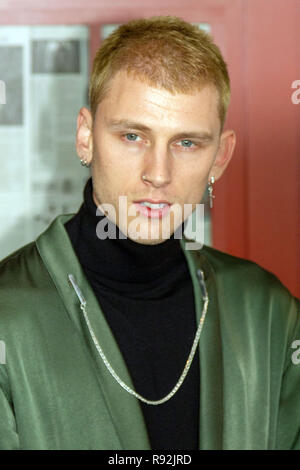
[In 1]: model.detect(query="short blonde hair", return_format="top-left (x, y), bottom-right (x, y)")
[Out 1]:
top-left (90, 16), bottom-right (230, 131)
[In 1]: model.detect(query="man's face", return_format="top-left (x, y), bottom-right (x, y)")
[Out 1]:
top-left (77, 70), bottom-right (235, 244)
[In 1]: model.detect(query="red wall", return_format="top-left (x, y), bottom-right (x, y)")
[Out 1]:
top-left (244, 0), bottom-right (300, 299)
top-left (0, 0), bottom-right (299, 297)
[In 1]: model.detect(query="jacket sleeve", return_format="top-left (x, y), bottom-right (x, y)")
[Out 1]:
top-left (275, 297), bottom-right (300, 450)
top-left (0, 367), bottom-right (19, 450)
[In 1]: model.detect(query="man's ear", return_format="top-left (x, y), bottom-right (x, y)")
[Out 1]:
top-left (75, 107), bottom-right (93, 165)
top-left (210, 129), bottom-right (236, 181)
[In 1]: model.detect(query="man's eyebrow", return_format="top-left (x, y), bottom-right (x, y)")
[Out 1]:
top-left (171, 131), bottom-right (214, 142)
top-left (106, 118), bottom-right (214, 141)
top-left (106, 119), bottom-right (151, 132)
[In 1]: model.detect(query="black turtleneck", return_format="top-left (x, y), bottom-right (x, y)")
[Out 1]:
top-left (65, 178), bottom-right (199, 450)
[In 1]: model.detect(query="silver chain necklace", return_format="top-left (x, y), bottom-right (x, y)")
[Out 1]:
top-left (68, 268), bottom-right (208, 406)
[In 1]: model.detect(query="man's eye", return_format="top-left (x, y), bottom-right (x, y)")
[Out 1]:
top-left (180, 139), bottom-right (195, 148)
top-left (124, 133), bottom-right (140, 142)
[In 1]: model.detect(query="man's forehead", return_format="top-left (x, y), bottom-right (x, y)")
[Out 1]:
top-left (97, 71), bottom-right (220, 132)
top-left (102, 69), bottom-right (219, 111)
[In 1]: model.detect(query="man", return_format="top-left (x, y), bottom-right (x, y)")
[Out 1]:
top-left (0, 17), bottom-right (299, 450)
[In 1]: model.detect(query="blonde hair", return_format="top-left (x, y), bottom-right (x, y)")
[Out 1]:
top-left (90, 16), bottom-right (231, 130)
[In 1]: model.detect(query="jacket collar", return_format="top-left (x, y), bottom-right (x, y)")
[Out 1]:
top-left (36, 215), bottom-right (223, 450)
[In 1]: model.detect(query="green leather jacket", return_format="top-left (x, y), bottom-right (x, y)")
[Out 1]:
top-left (0, 215), bottom-right (299, 450)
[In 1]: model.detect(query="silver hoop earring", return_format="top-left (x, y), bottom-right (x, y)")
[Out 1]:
top-left (208, 176), bottom-right (215, 208)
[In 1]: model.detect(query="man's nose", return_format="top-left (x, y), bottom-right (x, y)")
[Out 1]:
top-left (141, 145), bottom-right (172, 188)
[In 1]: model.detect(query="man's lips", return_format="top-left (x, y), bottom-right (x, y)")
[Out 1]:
top-left (134, 198), bottom-right (172, 204)
top-left (133, 199), bottom-right (172, 219)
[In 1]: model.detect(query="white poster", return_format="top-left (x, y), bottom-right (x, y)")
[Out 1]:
top-left (0, 25), bottom-right (90, 260)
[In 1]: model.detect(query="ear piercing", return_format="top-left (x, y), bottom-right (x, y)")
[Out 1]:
top-left (208, 176), bottom-right (215, 208)
top-left (80, 158), bottom-right (90, 167)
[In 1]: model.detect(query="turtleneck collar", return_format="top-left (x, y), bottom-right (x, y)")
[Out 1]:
top-left (65, 178), bottom-right (189, 296)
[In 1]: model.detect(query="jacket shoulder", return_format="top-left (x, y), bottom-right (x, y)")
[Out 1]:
top-left (0, 241), bottom-right (55, 328)
top-left (201, 244), bottom-right (287, 291)
top-left (0, 242), bottom-right (49, 288)
top-left (200, 244), bottom-right (299, 348)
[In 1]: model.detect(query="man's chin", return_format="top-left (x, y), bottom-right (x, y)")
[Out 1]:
top-left (122, 219), bottom-right (184, 245)
top-left (126, 234), bottom-right (172, 245)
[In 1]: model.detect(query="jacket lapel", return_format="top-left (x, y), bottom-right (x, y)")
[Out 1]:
top-left (36, 215), bottom-right (151, 450)
top-left (181, 239), bottom-right (224, 449)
